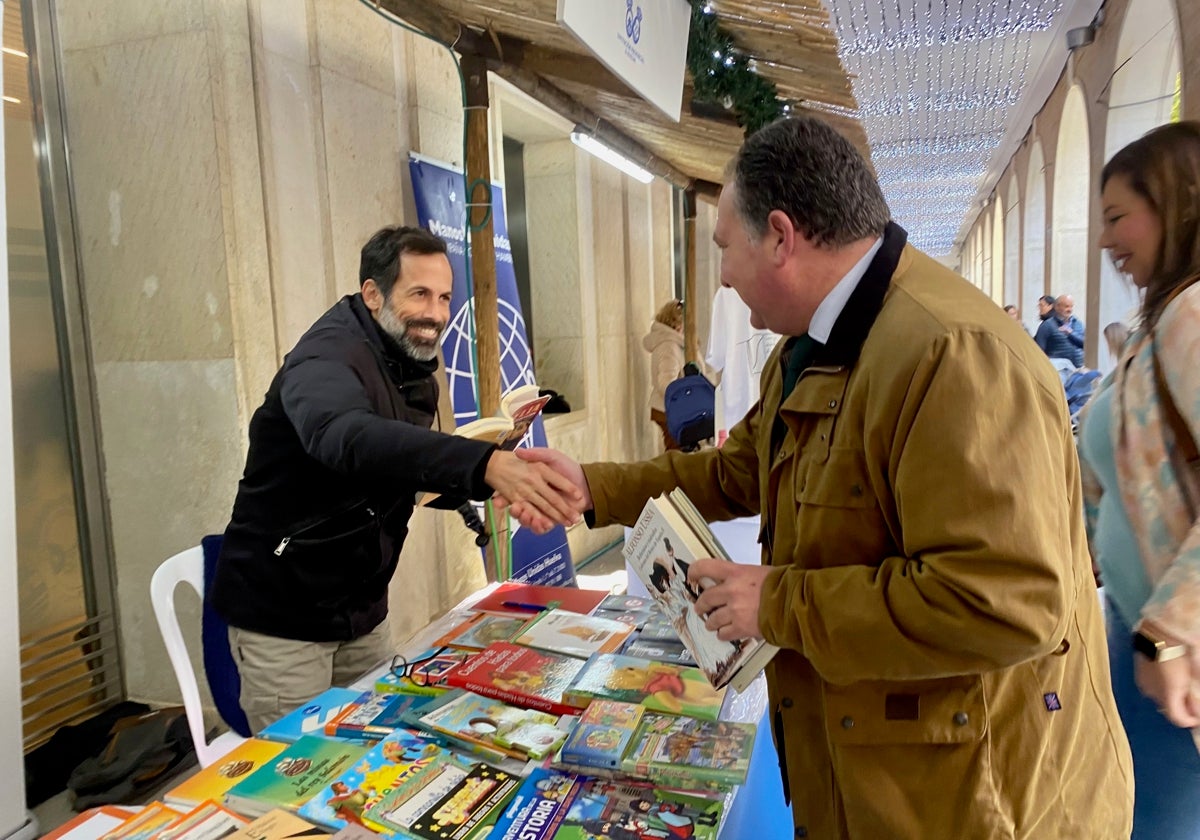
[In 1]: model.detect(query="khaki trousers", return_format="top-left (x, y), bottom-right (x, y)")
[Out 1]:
top-left (228, 619), bottom-right (391, 734)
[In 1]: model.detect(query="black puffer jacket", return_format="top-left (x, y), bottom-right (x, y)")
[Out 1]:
top-left (211, 294), bottom-right (495, 641)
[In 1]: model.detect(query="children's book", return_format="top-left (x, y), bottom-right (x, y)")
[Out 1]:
top-left (224, 736), bottom-right (369, 818)
top-left (469, 582), bottom-right (608, 617)
top-left (433, 613), bottom-right (529, 651)
top-left (443, 642), bottom-right (588, 716)
top-left (625, 490), bottom-right (779, 692)
top-left (408, 688), bottom-right (568, 760)
top-left (295, 728), bottom-right (450, 834)
top-left (558, 700), bottom-right (645, 771)
top-left (368, 756), bottom-right (520, 840)
top-left (100, 803), bottom-right (185, 840)
top-left (489, 767), bottom-right (724, 840)
top-left (418, 386), bottom-right (549, 507)
top-left (259, 689), bottom-right (363, 743)
top-left (622, 637), bottom-right (697, 666)
top-left (322, 691), bottom-right (434, 740)
top-left (637, 613), bottom-right (683, 643)
top-left (155, 800), bottom-right (248, 840)
top-left (375, 648), bottom-right (470, 697)
top-left (621, 713), bottom-right (756, 790)
top-left (510, 609), bottom-right (634, 659)
top-left (165, 739), bottom-right (288, 810)
top-left (562, 652), bottom-right (727, 721)
top-left (221, 810), bottom-right (330, 840)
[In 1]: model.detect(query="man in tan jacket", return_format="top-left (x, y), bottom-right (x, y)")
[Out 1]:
top-left (501, 116), bottom-right (1133, 839)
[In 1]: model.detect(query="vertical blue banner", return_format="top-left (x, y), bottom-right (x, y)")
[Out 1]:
top-left (409, 154), bottom-right (575, 586)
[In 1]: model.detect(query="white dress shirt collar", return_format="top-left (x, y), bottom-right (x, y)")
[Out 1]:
top-left (808, 237), bottom-right (884, 344)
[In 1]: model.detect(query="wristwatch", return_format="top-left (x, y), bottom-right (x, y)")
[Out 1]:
top-left (1132, 628), bottom-right (1189, 662)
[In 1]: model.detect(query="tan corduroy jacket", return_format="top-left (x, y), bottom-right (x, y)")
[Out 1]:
top-left (583, 225), bottom-right (1133, 839)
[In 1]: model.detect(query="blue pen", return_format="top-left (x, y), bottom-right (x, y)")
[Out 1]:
top-left (500, 600), bottom-right (553, 612)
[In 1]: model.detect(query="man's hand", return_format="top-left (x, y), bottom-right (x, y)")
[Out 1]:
top-left (689, 558), bottom-right (771, 642)
top-left (484, 449), bottom-right (585, 535)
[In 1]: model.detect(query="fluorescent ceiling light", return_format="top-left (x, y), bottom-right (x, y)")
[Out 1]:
top-left (2, 96), bottom-right (19, 104)
top-left (570, 130), bottom-right (654, 184)
top-left (2, 47), bottom-right (27, 58)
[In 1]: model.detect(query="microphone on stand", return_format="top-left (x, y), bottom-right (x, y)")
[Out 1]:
top-left (456, 502), bottom-right (490, 547)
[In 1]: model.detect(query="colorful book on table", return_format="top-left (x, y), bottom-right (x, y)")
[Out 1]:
top-left (620, 712), bottom-right (755, 790)
top-left (407, 688), bottom-right (569, 760)
top-left (295, 728), bottom-right (451, 834)
top-left (557, 700), bottom-right (645, 771)
top-left (221, 809), bottom-right (330, 840)
top-left (432, 612), bottom-right (529, 651)
top-left (258, 688), bottom-right (364, 743)
top-left (164, 738), bottom-right (287, 810)
top-left (322, 691), bottom-right (435, 740)
top-left (562, 652), bottom-right (727, 721)
top-left (223, 736), bottom-right (369, 818)
top-left (367, 755), bottom-right (520, 839)
top-left (488, 767), bottom-right (723, 840)
top-left (154, 800), bottom-right (248, 840)
top-left (99, 802), bottom-right (185, 840)
top-left (442, 642), bottom-right (588, 716)
top-left (469, 582), bottom-right (608, 616)
top-left (509, 608), bottom-right (634, 659)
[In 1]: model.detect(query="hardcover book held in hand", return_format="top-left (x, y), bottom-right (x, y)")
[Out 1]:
top-left (510, 608), bottom-right (634, 659)
top-left (443, 642), bottom-right (588, 716)
top-left (625, 489), bottom-right (778, 692)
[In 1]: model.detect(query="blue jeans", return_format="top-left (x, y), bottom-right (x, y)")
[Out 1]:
top-left (1108, 601), bottom-right (1200, 840)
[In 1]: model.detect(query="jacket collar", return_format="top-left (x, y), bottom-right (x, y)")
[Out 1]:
top-left (811, 221), bottom-right (908, 368)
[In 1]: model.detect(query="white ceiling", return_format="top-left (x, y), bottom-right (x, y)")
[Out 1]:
top-left (821, 0), bottom-right (1105, 256)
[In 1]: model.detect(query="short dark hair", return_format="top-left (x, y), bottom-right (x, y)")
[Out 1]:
top-left (730, 116), bottom-right (890, 248)
top-left (359, 226), bottom-right (448, 298)
top-left (1003, 304), bottom-right (1017, 313)
top-left (1039, 295), bottom-right (1056, 306)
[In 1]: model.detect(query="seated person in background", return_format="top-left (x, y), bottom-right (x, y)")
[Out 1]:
top-left (1037, 294), bottom-right (1057, 321)
top-left (1035, 293), bottom-right (1086, 367)
top-left (210, 225), bottom-right (583, 732)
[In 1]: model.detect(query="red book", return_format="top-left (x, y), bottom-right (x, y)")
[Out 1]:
top-left (471, 582), bottom-right (608, 616)
top-left (444, 642), bottom-right (588, 716)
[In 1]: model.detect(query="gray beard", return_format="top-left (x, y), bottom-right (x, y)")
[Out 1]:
top-left (376, 305), bottom-right (443, 362)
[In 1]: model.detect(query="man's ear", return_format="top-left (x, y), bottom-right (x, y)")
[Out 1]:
top-left (361, 278), bottom-right (383, 313)
top-left (765, 209), bottom-right (797, 265)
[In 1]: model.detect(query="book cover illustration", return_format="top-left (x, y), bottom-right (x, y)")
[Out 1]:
top-left (324, 691), bottom-right (434, 740)
top-left (368, 757), bottom-right (516, 839)
top-left (621, 713), bottom-right (755, 789)
top-left (558, 701), bottom-right (645, 770)
top-left (222, 809), bottom-right (331, 840)
top-left (563, 653), bottom-right (726, 721)
top-left (375, 648), bottom-right (470, 697)
top-left (625, 493), bottom-right (778, 691)
top-left (100, 803), bottom-right (184, 840)
top-left (413, 689), bottom-right (567, 760)
top-left (511, 609), bottom-right (634, 660)
top-left (259, 688), bottom-right (364, 743)
top-left (165, 738), bottom-right (287, 809)
top-left (433, 613), bottom-right (528, 651)
top-left (155, 800), bottom-right (248, 840)
top-left (622, 638), bottom-right (697, 667)
top-left (470, 583), bottom-right (607, 617)
top-left (489, 768), bottom-right (722, 840)
top-left (296, 728), bottom-right (450, 834)
top-left (444, 642), bottom-right (588, 716)
top-left (224, 736), bottom-right (368, 817)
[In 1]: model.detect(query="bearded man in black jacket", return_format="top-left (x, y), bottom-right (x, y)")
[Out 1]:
top-left (211, 225), bottom-right (582, 732)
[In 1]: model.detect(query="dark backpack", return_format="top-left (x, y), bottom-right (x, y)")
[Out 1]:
top-left (67, 706), bottom-right (195, 808)
top-left (664, 364), bottom-right (716, 450)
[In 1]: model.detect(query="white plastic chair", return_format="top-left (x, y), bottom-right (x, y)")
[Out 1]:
top-left (150, 545), bottom-right (246, 767)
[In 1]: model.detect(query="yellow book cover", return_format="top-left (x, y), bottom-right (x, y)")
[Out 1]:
top-left (164, 739), bottom-right (287, 810)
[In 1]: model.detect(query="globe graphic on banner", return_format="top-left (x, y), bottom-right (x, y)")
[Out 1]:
top-left (443, 297), bottom-right (536, 426)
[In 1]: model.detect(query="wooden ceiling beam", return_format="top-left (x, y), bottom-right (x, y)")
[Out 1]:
top-left (375, 0), bottom-right (697, 190)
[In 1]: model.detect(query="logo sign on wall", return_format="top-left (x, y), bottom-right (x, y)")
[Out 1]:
top-left (408, 154), bottom-right (575, 587)
top-left (557, 0), bottom-right (691, 121)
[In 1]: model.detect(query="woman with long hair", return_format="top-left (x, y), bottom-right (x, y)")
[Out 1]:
top-left (1080, 121), bottom-right (1200, 839)
top-left (643, 299), bottom-right (685, 451)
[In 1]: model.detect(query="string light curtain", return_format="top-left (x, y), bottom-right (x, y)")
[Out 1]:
top-left (823, 0), bottom-right (1065, 255)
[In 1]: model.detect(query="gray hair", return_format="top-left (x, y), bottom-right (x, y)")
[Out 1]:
top-left (730, 116), bottom-right (890, 247)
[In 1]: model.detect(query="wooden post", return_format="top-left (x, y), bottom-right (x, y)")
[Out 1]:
top-left (461, 55), bottom-right (506, 581)
top-left (683, 188), bottom-right (699, 364)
